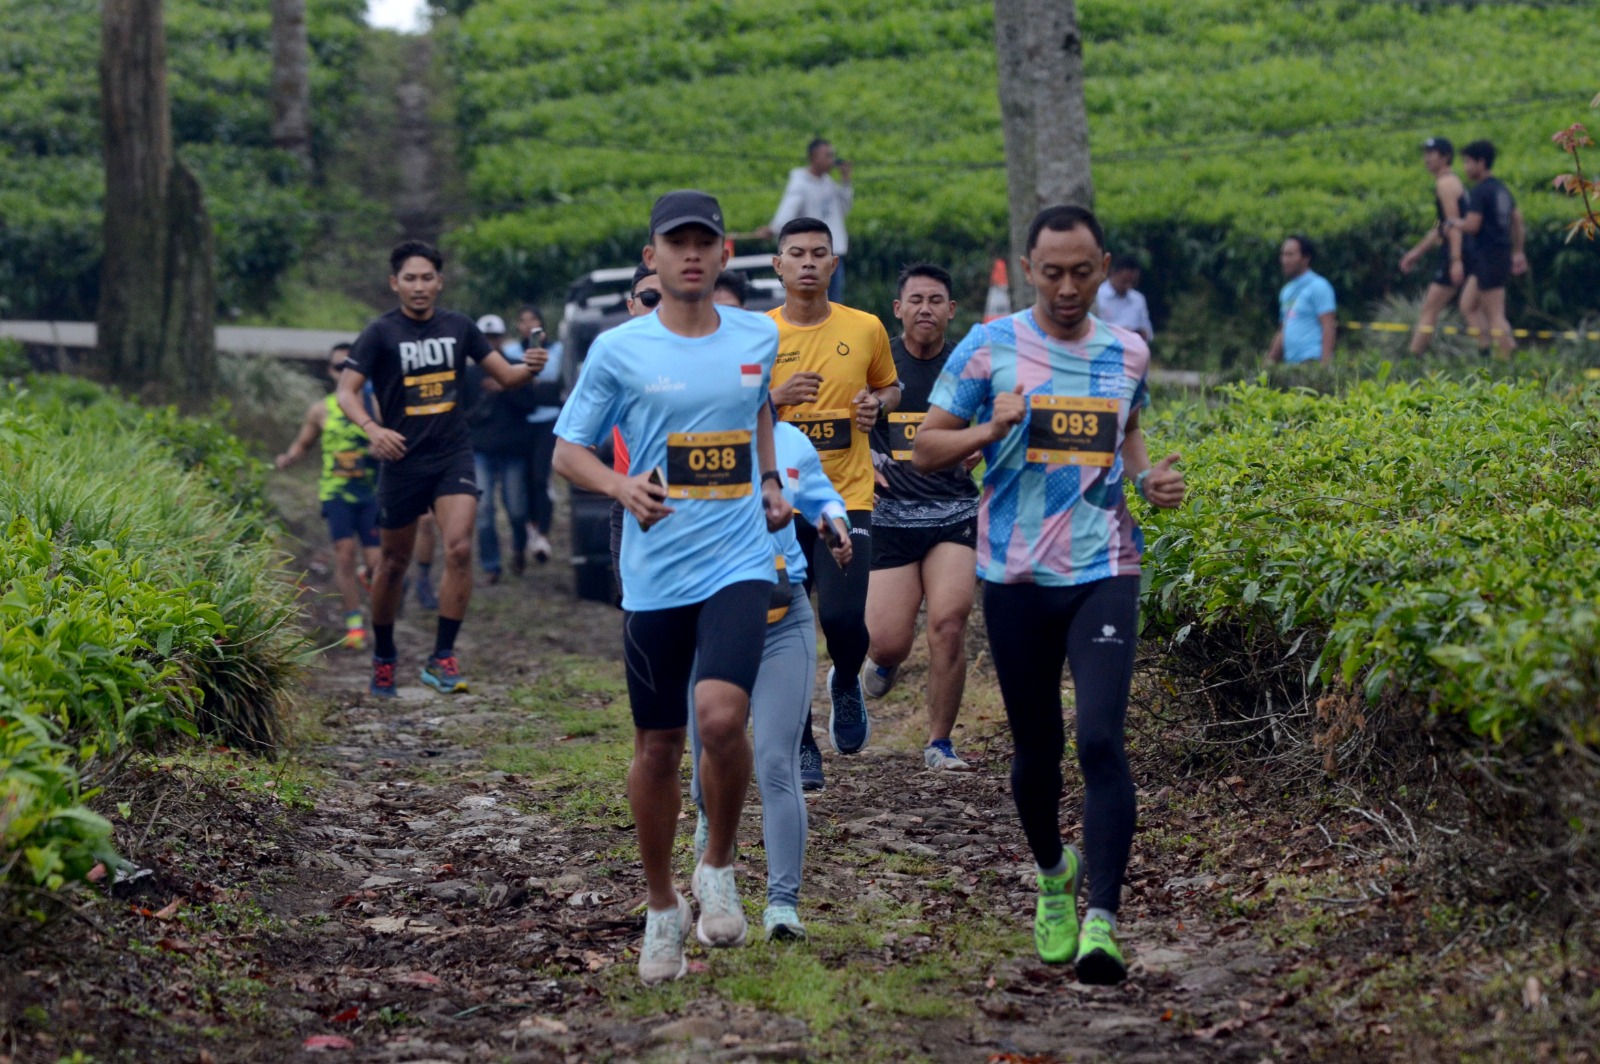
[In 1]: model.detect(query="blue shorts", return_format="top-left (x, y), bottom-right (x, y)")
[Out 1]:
top-left (322, 498), bottom-right (379, 547)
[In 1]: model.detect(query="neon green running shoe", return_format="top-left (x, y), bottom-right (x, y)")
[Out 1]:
top-left (1074, 914), bottom-right (1127, 985)
top-left (1033, 844), bottom-right (1082, 964)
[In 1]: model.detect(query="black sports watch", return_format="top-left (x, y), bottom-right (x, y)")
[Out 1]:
top-left (760, 470), bottom-right (783, 489)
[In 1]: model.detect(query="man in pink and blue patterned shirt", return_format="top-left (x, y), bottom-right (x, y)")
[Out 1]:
top-left (914, 204), bottom-right (1186, 987)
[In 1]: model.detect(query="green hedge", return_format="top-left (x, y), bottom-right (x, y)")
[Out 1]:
top-left (443, 0), bottom-right (1598, 357)
top-left (0, 377), bottom-right (302, 900)
top-left (0, 0), bottom-right (367, 319)
top-left (1140, 371), bottom-right (1600, 751)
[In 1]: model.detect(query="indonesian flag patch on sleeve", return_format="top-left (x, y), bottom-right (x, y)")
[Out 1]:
top-left (785, 466), bottom-right (800, 491)
top-left (740, 363), bottom-right (763, 388)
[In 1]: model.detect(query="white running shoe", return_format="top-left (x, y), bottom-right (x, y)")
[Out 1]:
top-left (861, 658), bottom-right (899, 700)
top-left (528, 530), bottom-right (553, 564)
top-left (923, 739), bottom-right (972, 771)
top-left (638, 891), bottom-right (692, 985)
top-left (764, 904), bottom-right (807, 942)
top-left (692, 861), bottom-right (748, 947)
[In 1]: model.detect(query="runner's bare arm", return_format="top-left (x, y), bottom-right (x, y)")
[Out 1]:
top-left (1319, 312), bottom-right (1337, 364)
top-left (1122, 409), bottom-right (1186, 509)
top-left (913, 395), bottom-right (1018, 474)
top-left (275, 399), bottom-right (326, 470)
top-left (757, 403), bottom-right (793, 532)
top-left (1512, 208), bottom-right (1529, 274)
top-left (337, 366), bottom-right (406, 461)
top-left (552, 438), bottom-right (674, 528)
top-left (1400, 228), bottom-right (1440, 272)
top-left (1439, 174), bottom-right (1465, 285)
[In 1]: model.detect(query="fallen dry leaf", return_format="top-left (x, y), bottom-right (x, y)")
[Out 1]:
top-left (330, 1006), bottom-right (359, 1024)
top-left (152, 897), bottom-right (184, 920)
top-left (155, 937), bottom-right (198, 955)
top-left (302, 1034), bottom-right (354, 1051)
top-left (363, 916), bottom-right (439, 935)
top-left (391, 971), bottom-right (443, 988)
top-left (86, 863), bottom-right (107, 883)
top-left (1523, 975), bottom-right (1545, 1011)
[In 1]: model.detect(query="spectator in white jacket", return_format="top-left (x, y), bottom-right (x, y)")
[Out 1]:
top-left (758, 138), bottom-right (854, 302)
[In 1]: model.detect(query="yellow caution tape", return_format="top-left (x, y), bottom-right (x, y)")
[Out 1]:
top-left (1343, 322), bottom-right (1600, 341)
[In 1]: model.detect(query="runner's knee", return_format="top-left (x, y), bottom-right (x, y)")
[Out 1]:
top-left (925, 610), bottom-right (968, 657)
top-left (442, 535), bottom-right (473, 568)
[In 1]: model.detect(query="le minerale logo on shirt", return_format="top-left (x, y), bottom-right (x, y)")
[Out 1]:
top-left (740, 364), bottom-right (763, 387)
top-left (399, 337), bottom-right (458, 374)
top-left (836, 342), bottom-right (851, 357)
top-left (645, 375), bottom-right (687, 394)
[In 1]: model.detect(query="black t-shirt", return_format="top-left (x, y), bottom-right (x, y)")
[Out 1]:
top-left (348, 308), bottom-right (494, 472)
top-left (870, 337), bottom-right (979, 520)
top-left (1466, 176), bottom-right (1515, 255)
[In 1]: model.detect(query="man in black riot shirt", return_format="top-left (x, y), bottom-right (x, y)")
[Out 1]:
top-left (340, 240), bottom-right (548, 697)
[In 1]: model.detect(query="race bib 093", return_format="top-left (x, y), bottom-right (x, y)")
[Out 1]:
top-left (1026, 395), bottom-right (1119, 467)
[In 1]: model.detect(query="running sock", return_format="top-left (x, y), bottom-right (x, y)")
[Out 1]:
top-left (344, 610), bottom-right (364, 629)
top-left (417, 561), bottom-right (432, 582)
top-left (1086, 907), bottom-right (1117, 933)
top-left (801, 709), bottom-right (817, 747)
top-left (434, 616), bottom-right (463, 658)
top-left (374, 624), bottom-right (397, 660)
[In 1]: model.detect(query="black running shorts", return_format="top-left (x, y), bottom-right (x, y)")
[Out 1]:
top-left (870, 518), bottom-right (978, 572)
top-left (622, 579), bottom-right (770, 730)
top-left (1470, 247), bottom-right (1511, 291)
top-left (377, 449), bottom-right (479, 530)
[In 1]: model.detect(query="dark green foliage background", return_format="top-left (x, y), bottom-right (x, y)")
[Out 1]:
top-left (0, 0), bottom-right (367, 320)
top-left (440, 0), bottom-right (1599, 364)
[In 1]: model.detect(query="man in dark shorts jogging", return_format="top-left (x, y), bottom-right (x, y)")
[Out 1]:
top-left (915, 205), bottom-right (1186, 985)
top-left (552, 191), bottom-right (792, 985)
top-left (1452, 139), bottom-right (1528, 357)
top-left (339, 241), bottom-right (548, 697)
top-left (862, 263), bottom-right (981, 772)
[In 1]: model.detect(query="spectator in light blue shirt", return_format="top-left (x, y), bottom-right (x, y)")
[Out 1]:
top-left (507, 305), bottom-right (564, 563)
top-left (1267, 235), bottom-right (1336, 365)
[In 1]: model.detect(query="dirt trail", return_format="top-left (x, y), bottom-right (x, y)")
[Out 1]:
top-left (3, 495), bottom-right (1305, 1063)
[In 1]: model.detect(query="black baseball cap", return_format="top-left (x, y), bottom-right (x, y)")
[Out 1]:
top-left (1422, 136), bottom-right (1453, 156)
top-left (649, 190), bottom-right (724, 237)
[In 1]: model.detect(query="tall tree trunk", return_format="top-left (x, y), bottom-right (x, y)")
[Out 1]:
top-left (99, 0), bottom-right (216, 398)
top-left (994, 0), bottom-right (1094, 307)
top-left (271, 0), bottom-right (313, 168)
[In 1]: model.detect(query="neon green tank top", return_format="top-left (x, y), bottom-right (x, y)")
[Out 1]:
top-left (319, 393), bottom-right (376, 504)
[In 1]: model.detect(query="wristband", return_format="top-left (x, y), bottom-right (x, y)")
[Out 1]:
top-left (760, 470), bottom-right (783, 489)
top-left (359, 419), bottom-right (376, 431)
top-left (1134, 469), bottom-right (1152, 503)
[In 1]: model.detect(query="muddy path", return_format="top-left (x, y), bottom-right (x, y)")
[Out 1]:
top-left (3, 487), bottom-right (1344, 1063)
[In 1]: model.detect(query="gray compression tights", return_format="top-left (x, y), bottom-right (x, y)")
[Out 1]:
top-left (689, 594), bottom-right (816, 907)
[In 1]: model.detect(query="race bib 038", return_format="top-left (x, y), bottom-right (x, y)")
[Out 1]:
top-left (1026, 395), bottom-right (1119, 467)
top-left (665, 430), bottom-right (753, 500)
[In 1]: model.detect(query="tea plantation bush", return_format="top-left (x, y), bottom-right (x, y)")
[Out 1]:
top-left (444, 0), bottom-right (1599, 359)
top-left (0, 0), bottom-right (367, 320)
top-left (0, 378), bottom-right (302, 899)
top-left (1139, 372), bottom-right (1600, 875)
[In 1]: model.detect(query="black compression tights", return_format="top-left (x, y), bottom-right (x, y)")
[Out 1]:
top-left (795, 508), bottom-right (873, 682)
top-left (984, 576), bottom-right (1140, 914)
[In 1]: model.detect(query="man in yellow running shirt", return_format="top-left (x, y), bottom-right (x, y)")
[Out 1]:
top-left (766, 216), bottom-right (901, 790)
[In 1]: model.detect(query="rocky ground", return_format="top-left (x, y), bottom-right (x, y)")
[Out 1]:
top-left (4, 480), bottom-right (1596, 1063)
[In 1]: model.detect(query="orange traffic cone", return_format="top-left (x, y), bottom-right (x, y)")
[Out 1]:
top-left (983, 258), bottom-right (1010, 322)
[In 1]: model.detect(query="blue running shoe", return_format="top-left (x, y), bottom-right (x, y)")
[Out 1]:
top-left (826, 666), bottom-right (870, 754)
top-left (799, 738), bottom-right (825, 793)
top-left (421, 653), bottom-right (468, 694)
top-left (370, 656), bottom-right (398, 699)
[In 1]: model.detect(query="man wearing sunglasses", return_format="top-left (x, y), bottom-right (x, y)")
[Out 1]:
top-left (276, 342), bottom-right (381, 650)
